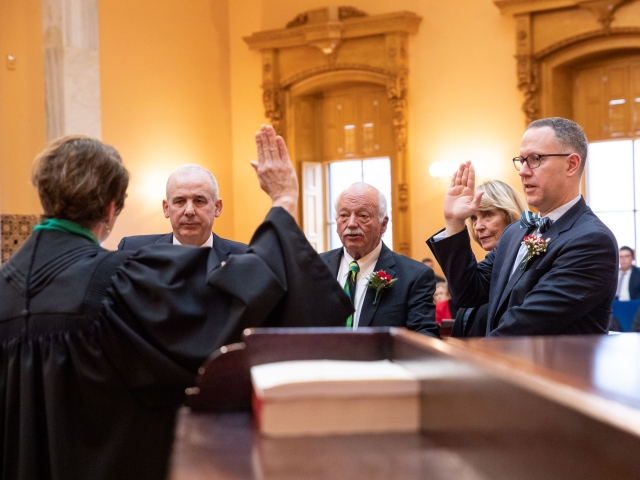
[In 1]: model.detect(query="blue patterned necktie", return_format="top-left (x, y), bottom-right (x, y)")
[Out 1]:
top-left (344, 261), bottom-right (360, 328)
top-left (520, 211), bottom-right (552, 234)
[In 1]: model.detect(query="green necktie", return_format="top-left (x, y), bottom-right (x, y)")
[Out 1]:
top-left (344, 261), bottom-right (360, 328)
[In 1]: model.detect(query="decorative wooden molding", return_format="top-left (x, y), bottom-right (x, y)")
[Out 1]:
top-left (494, 0), bottom-right (631, 15)
top-left (245, 11), bottom-right (420, 136)
top-left (286, 6), bottom-right (367, 29)
top-left (516, 55), bottom-right (541, 125)
top-left (1, 214), bottom-right (40, 263)
top-left (244, 7), bottom-right (421, 257)
top-left (515, 13), bottom-right (541, 125)
top-left (497, 0), bottom-right (640, 123)
top-left (578, 0), bottom-right (633, 29)
top-left (282, 64), bottom-right (391, 89)
top-left (245, 10), bottom-right (421, 51)
top-left (534, 26), bottom-right (640, 58)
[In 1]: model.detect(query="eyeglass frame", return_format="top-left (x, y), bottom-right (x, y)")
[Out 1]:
top-left (512, 153), bottom-right (571, 171)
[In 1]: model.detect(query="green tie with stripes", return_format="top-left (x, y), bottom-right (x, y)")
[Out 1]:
top-left (344, 261), bottom-right (360, 328)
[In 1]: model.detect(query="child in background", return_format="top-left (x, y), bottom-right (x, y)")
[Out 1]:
top-left (434, 281), bottom-right (458, 325)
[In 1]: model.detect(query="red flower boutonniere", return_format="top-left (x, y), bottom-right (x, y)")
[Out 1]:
top-left (367, 270), bottom-right (397, 305)
top-left (520, 235), bottom-right (550, 271)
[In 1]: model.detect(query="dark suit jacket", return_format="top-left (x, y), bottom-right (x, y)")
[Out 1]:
top-left (451, 304), bottom-right (489, 338)
top-left (626, 266), bottom-right (640, 300)
top-left (427, 197), bottom-right (618, 336)
top-left (117, 232), bottom-right (247, 261)
top-left (0, 208), bottom-right (352, 480)
top-left (319, 242), bottom-right (440, 338)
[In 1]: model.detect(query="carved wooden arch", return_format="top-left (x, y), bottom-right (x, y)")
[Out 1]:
top-left (282, 65), bottom-right (391, 91)
top-left (244, 8), bottom-right (420, 256)
top-left (536, 29), bottom-right (640, 119)
top-left (496, 0), bottom-right (640, 123)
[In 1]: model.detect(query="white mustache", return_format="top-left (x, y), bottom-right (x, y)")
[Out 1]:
top-left (343, 228), bottom-right (364, 236)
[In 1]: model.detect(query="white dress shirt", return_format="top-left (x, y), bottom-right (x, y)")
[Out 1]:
top-left (337, 242), bottom-right (383, 329)
top-left (618, 269), bottom-right (632, 301)
top-left (172, 232), bottom-right (213, 248)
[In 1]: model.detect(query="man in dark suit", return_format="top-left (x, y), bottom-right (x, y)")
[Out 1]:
top-left (617, 246), bottom-right (640, 300)
top-left (118, 164), bottom-right (246, 259)
top-left (320, 183), bottom-right (439, 338)
top-left (428, 117), bottom-right (618, 336)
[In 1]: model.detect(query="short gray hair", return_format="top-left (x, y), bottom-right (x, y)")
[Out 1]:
top-left (527, 117), bottom-right (588, 173)
top-left (166, 164), bottom-right (218, 200)
top-left (376, 190), bottom-right (388, 222)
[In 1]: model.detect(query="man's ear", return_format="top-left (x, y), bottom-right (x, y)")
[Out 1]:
top-left (162, 199), bottom-right (170, 218)
top-left (566, 153), bottom-right (581, 177)
top-left (380, 216), bottom-right (389, 234)
top-left (214, 199), bottom-right (223, 217)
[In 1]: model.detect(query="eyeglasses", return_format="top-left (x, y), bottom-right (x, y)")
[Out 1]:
top-left (512, 153), bottom-right (571, 171)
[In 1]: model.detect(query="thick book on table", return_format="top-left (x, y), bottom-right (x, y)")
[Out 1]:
top-left (251, 359), bottom-right (420, 437)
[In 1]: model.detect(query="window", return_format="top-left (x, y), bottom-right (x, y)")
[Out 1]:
top-left (575, 55), bottom-right (640, 251)
top-left (586, 140), bottom-right (640, 250)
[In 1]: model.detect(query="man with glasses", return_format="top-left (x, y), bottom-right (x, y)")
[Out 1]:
top-left (427, 117), bottom-right (618, 336)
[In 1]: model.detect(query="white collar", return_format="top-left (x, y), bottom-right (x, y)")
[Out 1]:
top-left (342, 241), bottom-right (383, 271)
top-left (172, 232), bottom-right (213, 248)
top-left (543, 195), bottom-right (582, 222)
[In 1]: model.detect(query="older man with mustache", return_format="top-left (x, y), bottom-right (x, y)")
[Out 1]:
top-left (319, 182), bottom-right (440, 337)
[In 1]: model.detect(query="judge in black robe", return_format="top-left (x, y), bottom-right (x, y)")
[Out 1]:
top-left (0, 128), bottom-right (352, 480)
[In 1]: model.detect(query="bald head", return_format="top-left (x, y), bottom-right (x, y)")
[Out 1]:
top-left (162, 164), bottom-right (223, 246)
top-left (166, 164), bottom-right (218, 201)
top-left (335, 182), bottom-right (389, 260)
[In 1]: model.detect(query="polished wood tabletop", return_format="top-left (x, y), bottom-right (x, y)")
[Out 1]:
top-left (171, 330), bottom-right (640, 480)
top-left (455, 333), bottom-right (640, 408)
top-left (169, 407), bottom-right (640, 480)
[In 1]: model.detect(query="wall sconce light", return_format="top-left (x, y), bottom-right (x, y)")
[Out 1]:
top-left (428, 161), bottom-right (458, 179)
top-left (429, 160), bottom-right (487, 181)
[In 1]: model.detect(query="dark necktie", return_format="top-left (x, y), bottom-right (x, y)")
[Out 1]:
top-left (344, 261), bottom-right (360, 328)
top-left (520, 211), bottom-right (552, 234)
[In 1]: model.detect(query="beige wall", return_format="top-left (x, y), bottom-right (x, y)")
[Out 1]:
top-left (0, 0), bottom-right (47, 215)
top-left (98, 0), bottom-right (234, 249)
top-left (0, 0), bottom-right (528, 270)
top-left (228, 0), bottom-right (526, 268)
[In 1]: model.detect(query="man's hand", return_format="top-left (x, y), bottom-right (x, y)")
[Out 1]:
top-left (443, 161), bottom-right (483, 236)
top-left (252, 125), bottom-right (299, 218)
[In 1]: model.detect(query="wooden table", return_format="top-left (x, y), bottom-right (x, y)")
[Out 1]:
top-left (170, 329), bottom-right (640, 479)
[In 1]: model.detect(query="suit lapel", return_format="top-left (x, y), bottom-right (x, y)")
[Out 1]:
top-left (490, 197), bottom-right (588, 332)
top-left (155, 233), bottom-right (173, 244)
top-left (211, 232), bottom-right (231, 260)
top-left (488, 224), bottom-right (531, 327)
top-left (359, 243), bottom-right (396, 328)
top-left (492, 225), bottom-right (535, 323)
top-left (323, 248), bottom-right (343, 278)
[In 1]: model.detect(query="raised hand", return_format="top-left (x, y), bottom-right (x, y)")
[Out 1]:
top-left (443, 161), bottom-right (484, 235)
top-left (252, 125), bottom-right (299, 218)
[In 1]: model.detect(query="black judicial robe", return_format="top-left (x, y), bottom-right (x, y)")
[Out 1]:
top-left (0, 208), bottom-right (352, 480)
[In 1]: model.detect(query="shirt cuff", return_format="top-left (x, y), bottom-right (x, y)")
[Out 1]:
top-left (432, 231), bottom-right (448, 242)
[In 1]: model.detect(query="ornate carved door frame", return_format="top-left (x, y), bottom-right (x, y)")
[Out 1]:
top-left (495, 0), bottom-right (640, 123)
top-left (244, 7), bottom-right (421, 257)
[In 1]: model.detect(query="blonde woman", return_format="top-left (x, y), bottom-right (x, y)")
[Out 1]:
top-left (452, 180), bottom-right (527, 336)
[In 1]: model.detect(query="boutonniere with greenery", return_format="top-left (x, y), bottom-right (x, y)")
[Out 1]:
top-left (367, 270), bottom-right (397, 305)
top-left (520, 235), bottom-right (550, 271)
